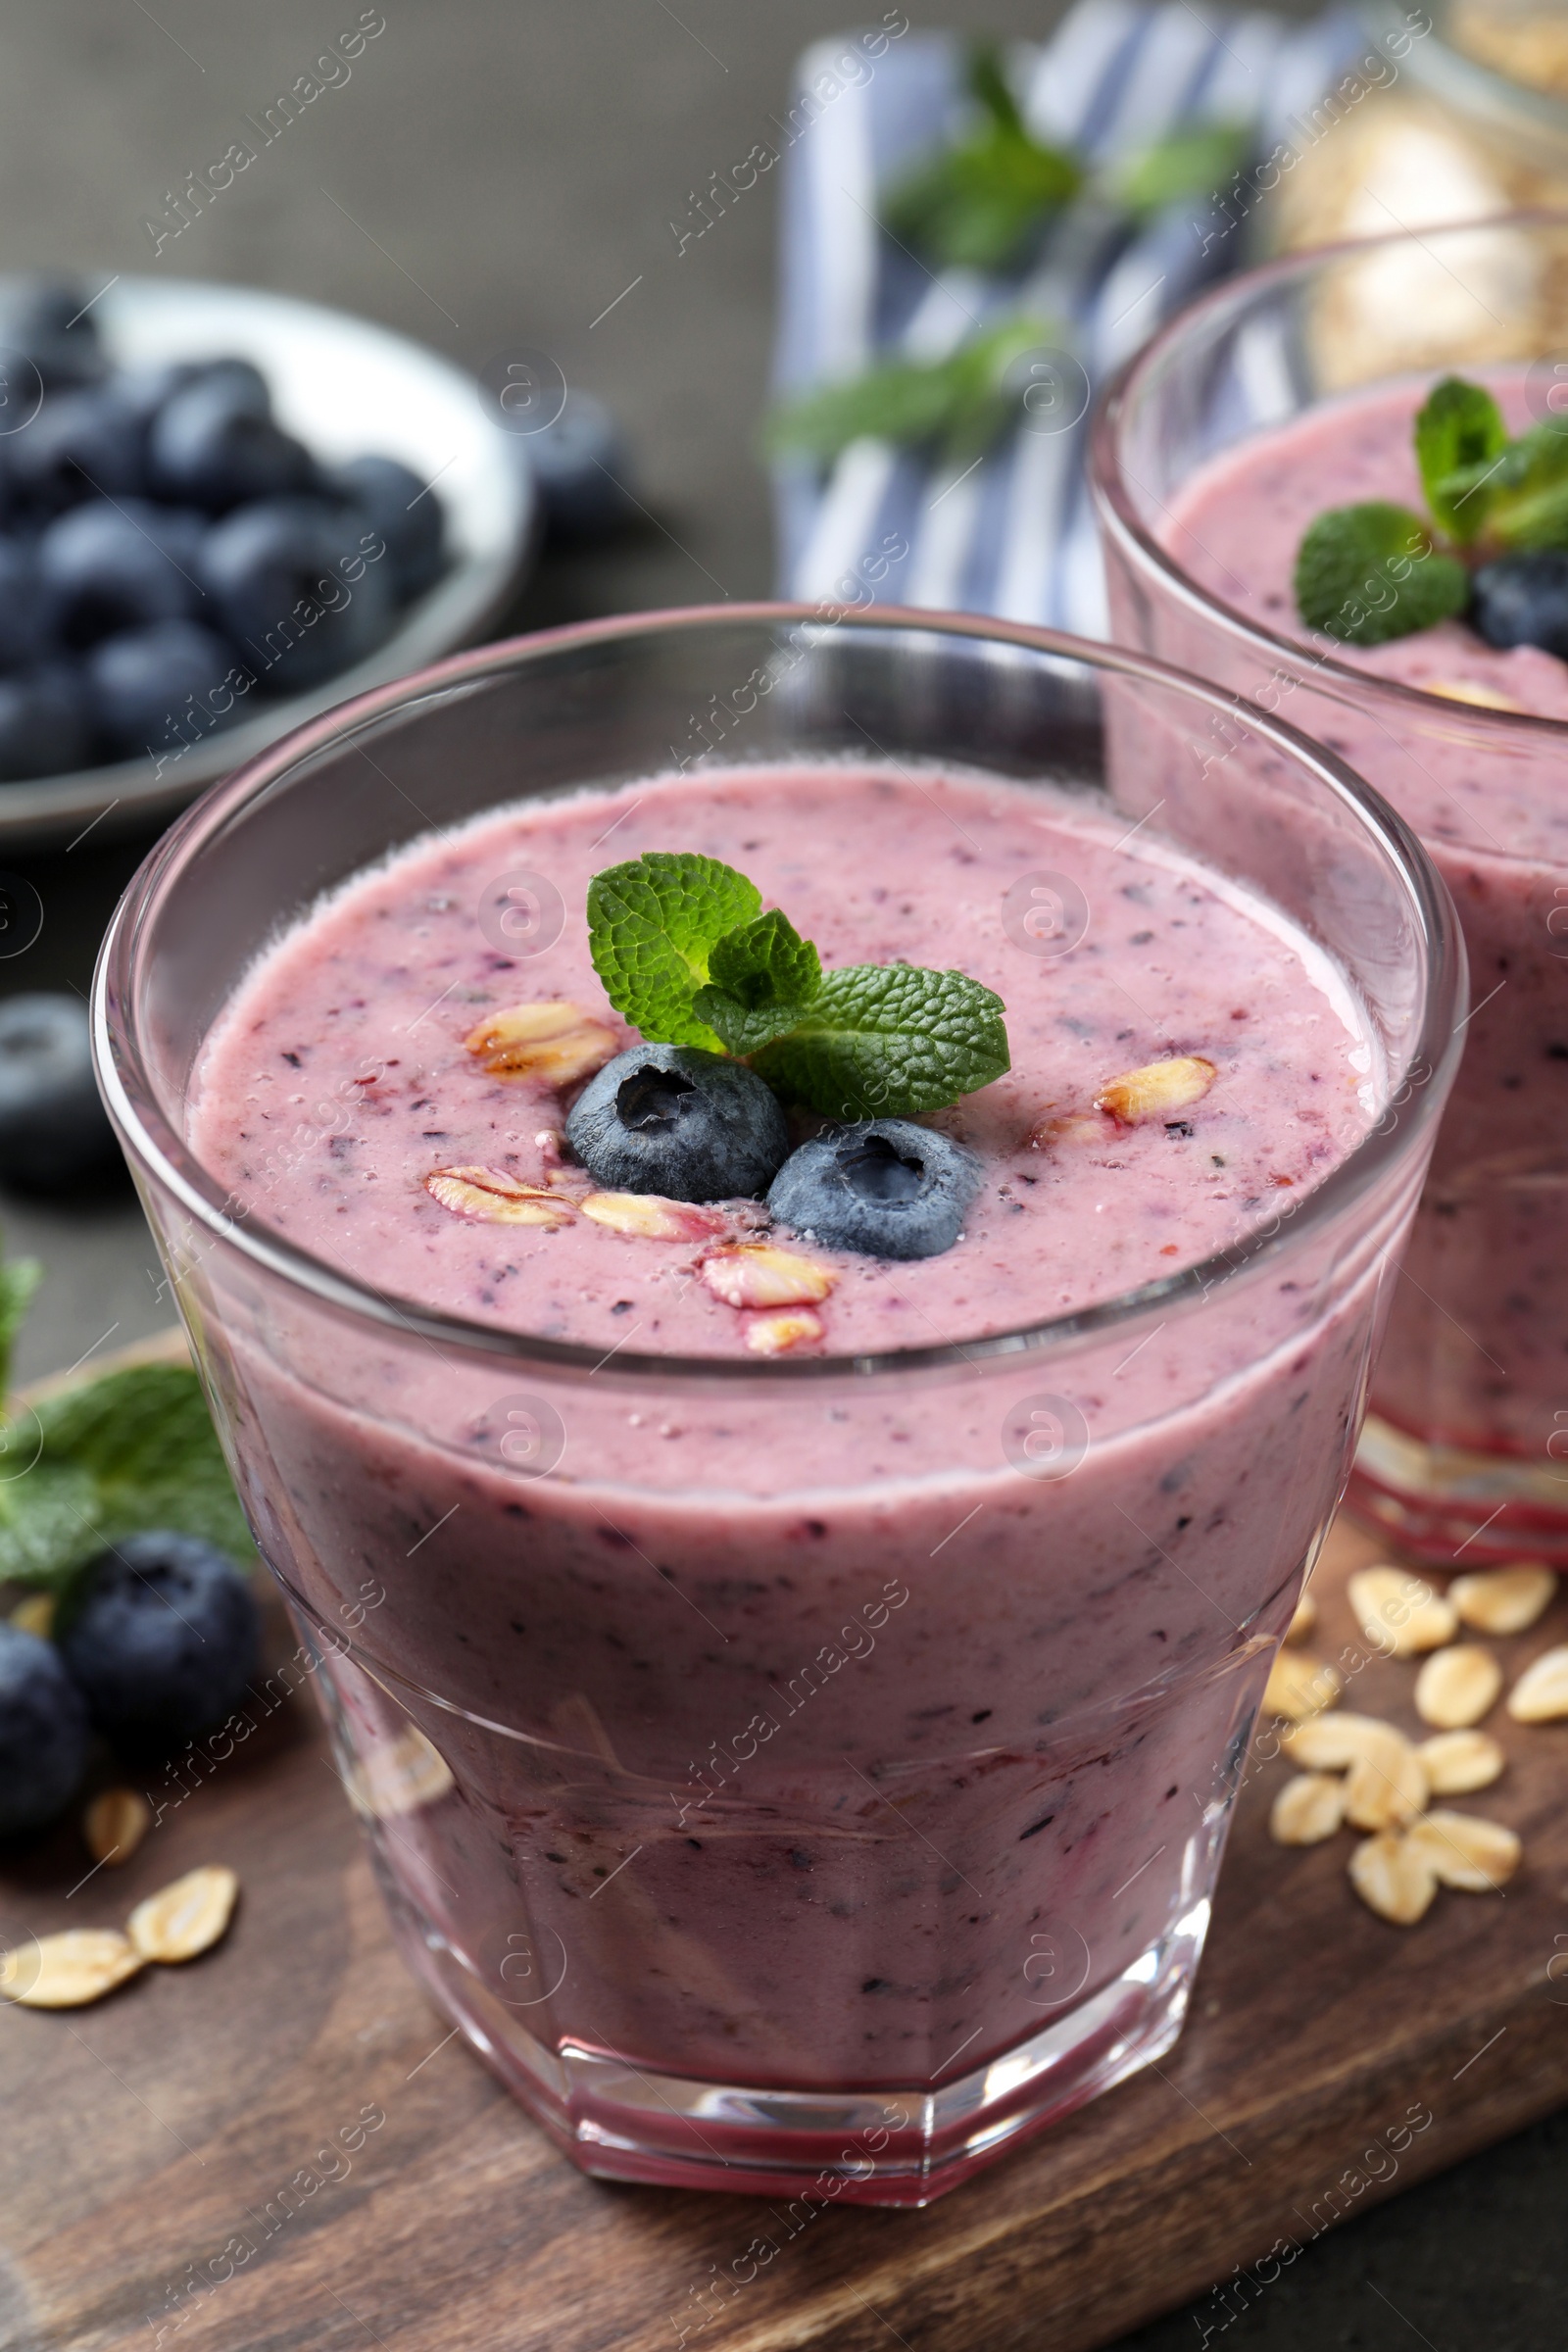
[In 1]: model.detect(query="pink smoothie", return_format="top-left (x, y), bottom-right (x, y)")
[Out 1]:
top-left (1161, 377), bottom-right (1568, 1484)
top-left (181, 760), bottom-right (1385, 2167)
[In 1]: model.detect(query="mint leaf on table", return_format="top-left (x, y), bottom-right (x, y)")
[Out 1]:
top-left (0, 1361), bottom-right (254, 1592)
top-left (766, 314), bottom-right (1057, 468)
top-left (1414, 376), bottom-right (1508, 542)
top-left (752, 965), bottom-right (1010, 1119)
top-left (691, 908), bottom-right (822, 1056)
top-left (883, 42), bottom-right (1081, 272)
top-left (0, 1252), bottom-right (41, 1407)
top-left (587, 852), bottom-right (760, 1049)
top-left (1294, 502), bottom-right (1469, 645)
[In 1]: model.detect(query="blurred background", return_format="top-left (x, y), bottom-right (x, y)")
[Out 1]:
top-left (0, 2), bottom-right (1562, 2345)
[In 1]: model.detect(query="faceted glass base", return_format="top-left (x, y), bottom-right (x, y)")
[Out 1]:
top-left (1351, 1413), bottom-right (1568, 1569)
top-left (375, 1849), bottom-right (1206, 2205)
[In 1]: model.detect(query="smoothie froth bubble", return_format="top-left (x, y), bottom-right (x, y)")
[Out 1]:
top-left (95, 611), bottom-right (1456, 2200)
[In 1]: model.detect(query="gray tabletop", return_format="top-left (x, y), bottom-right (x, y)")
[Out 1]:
top-left (0, 4), bottom-right (1560, 2345)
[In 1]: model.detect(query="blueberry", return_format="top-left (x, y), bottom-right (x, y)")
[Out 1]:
top-left (0, 1624), bottom-right (90, 1836)
top-left (88, 619), bottom-right (236, 758)
top-left (58, 1533), bottom-right (260, 1752)
top-left (0, 664), bottom-right (94, 780)
top-left (527, 391), bottom-right (638, 543)
top-left (766, 1120), bottom-right (982, 1260)
top-left (328, 454), bottom-right (445, 600)
top-left (10, 387), bottom-right (145, 512)
top-left (0, 993), bottom-right (120, 1189)
top-left (149, 376), bottom-right (314, 511)
top-left (0, 541), bottom-right (50, 669)
top-left (39, 499), bottom-right (199, 647)
top-left (0, 277), bottom-right (106, 392)
top-left (118, 357), bottom-right (269, 436)
top-left (566, 1043), bottom-right (790, 1201)
top-left (1470, 551), bottom-right (1568, 658)
top-left (199, 497), bottom-right (395, 691)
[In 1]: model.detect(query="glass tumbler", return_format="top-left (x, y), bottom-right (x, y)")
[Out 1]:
top-left (1092, 215), bottom-right (1568, 1565)
top-left (93, 608), bottom-right (1459, 2203)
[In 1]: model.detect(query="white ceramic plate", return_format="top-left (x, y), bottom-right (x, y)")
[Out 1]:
top-left (0, 273), bottom-right (536, 849)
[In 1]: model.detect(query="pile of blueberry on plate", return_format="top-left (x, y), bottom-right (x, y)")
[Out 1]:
top-left (0, 1534), bottom-right (260, 1837)
top-left (0, 277), bottom-right (448, 783)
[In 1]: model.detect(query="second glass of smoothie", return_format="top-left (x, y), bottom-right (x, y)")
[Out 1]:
top-left (93, 610), bottom-right (1458, 2201)
top-left (1094, 214), bottom-right (1568, 1563)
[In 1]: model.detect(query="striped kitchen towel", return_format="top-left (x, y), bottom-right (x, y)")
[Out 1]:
top-left (770, 0), bottom-right (1356, 636)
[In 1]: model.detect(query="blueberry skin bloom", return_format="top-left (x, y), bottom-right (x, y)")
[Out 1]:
top-left (0, 1624), bottom-right (90, 1836)
top-left (566, 1043), bottom-right (790, 1202)
top-left (1470, 551), bottom-right (1568, 658)
top-left (59, 1533), bottom-right (260, 1752)
top-left (768, 1120), bottom-right (982, 1260)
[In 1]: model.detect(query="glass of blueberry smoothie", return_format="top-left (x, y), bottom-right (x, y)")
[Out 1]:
top-left (93, 607), bottom-right (1457, 2202)
top-left (1093, 213), bottom-right (1568, 1565)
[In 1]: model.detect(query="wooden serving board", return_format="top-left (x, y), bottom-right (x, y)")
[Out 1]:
top-left (2, 1342), bottom-right (1566, 2352)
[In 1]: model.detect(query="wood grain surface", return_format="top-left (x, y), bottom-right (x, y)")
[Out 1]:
top-left (2, 1376), bottom-right (1566, 2352)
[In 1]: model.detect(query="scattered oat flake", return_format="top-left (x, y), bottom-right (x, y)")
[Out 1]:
top-left (127, 1867), bottom-right (238, 1964)
top-left (1450, 1564), bottom-right (1554, 1637)
top-left (9, 1592), bottom-right (53, 1638)
top-left (1414, 1643), bottom-right (1502, 1731)
top-left (1095, 1055), bottom-right (1216, 1124)
top-left (701, 1245), bottom-right (837, 1309)
top-left (746, 1307), bottom-right (825, 1356)
top-left (1426, 677), bottom-right (1524, 710)
top-left (1506, 1643), bottom-right (1568, 1724)
top-left (83, 1788), bottom-right (152, 1866)
top-left (1404, 1810), bottom-right (1521, 1893)
top-left (1269, 1772), bottom-right (1345, 1845)
top-left (425, 1167), bottom-right (575, 1226)
top-left (1349, 1831), bottom-right (1437, 1926)
top-left (1, 1929), bottom-right (143, 2008)
top-left (1417, 1729), bottom-right (1504, 1794)
top-left (1262, 1649), bottom-right (1342, 1721)
top-left (1344, 1731), bottom-right (1428, 1832)
top-left (1285, 1591), bottom-right (1317, 1645)
top-left (1348, 1565), bottom-right (1457, 1655)
top-left (465, 1001), bottom-right (616, 1083)
top-left (580, 1192), bottom-right (727, 1242)
top-left (1283, 1710), bottom-right (1409, 1773)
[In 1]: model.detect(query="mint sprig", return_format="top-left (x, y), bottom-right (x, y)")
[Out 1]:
top-left (1295, 373), bottom-right (1568, 645)
top-left (587, 852), bottom-right (1009, 1118)
top-left (883, 44), bottom-right (1082, 273)
top-left (766, 315), bottom-right (1056, 469)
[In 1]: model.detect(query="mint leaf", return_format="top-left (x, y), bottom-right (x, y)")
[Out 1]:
top-left (0, 1362), bottom-right (255, 1592)
top-left (1472, 422), bottom-right (1568, 551)
top-left (766, 314), bottom-right (1058, 468)
top-left (882, 44), bottom-right (1081, 272)
top-left (1414, 376), bottom-right (1507, 542)
top-left (691, 908), bottom-right (821, 1056)
top-left (1294, 502), bottom-right (1469, 645)
top-left (588, 852), bottom-right (760, 1049)
top-left (0, 1251), bottom-right (40, 1406)
top-left (1109, 119), bottom-right (1251, 220)
top-left (753, 965), bottom-right (1009, 1118)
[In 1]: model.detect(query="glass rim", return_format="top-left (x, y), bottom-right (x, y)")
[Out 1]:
top-left (1089, 207), bottom-right (1568, 750)
top-left (1363, 0), bottom-right (1568, 146)
top-left (92, 601), bottom-right (1464, 1386)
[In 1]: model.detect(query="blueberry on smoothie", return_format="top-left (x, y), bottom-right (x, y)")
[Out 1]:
top-left (0, 1623), bottom-right (90, 1836)
top-left (59, 1533), bottom-right (259, 1751)
top-left (767, 1120), bottom-right (981, 1260)
top-left (1470, 552), bottom-right (1568, 659)
top-left (567, 1043), bottom-right (790, 1202)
